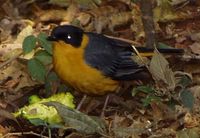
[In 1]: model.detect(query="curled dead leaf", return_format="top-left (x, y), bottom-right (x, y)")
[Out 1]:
top-left (184, 113), bottom-right (200, 128)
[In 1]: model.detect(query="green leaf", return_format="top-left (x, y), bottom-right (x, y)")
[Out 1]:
top-left (167, 99), bottom-right (178, 110)
top-left (37, 33), bottom-right (53, 55)
top-left (157, 42), bottom-right (174, 49)
top-left (180, 89), bottom-right (194, 110)
top-left (28, 58), bottom-right (46, 82)
top-left (44, 102), bottom-right (106, 135)
top-left (178, 75), bottom-right (192, 88)
top-left (142, 95), bottom-right (160, 107)
top-left (22, 35), bottom-right (37, 54)
top-left (35, 50), bottom-right (52, 65)
top-left (132, 85), bottom-right (155, 96)
top-left (45, 71), bottom-right (59, 93)
top-left (58, 84), bottom-right (71, 92)
top-left (29, 118), bottom-right (47, 126)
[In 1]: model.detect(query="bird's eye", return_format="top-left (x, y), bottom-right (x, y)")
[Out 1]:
top-left (67, 35), bottom-right (71, 39)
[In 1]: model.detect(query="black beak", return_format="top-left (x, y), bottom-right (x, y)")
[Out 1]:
top-left (47, 36), bottom-right (56, 41)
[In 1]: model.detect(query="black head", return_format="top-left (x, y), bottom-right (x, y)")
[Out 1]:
top-left (47, 25), bottom-right (83, 48)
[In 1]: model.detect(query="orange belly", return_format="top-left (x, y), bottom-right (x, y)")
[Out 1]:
top-left (52, 39), bottom-right (120, 95)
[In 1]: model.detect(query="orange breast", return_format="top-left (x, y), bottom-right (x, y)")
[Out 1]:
top-left (52, 35), bottom-right (120, 95)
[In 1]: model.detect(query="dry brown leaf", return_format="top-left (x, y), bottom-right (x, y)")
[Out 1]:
top-left (131, 5), bottom-right (145, 41)
top-left (49, 0), bottom-right (101, 9)
top-left (150, 102), bottom-right (175, 121)
top-left (0, 60), bottom-right (38, 92)
top-left (190, 32), bottom-right (200, 42)
top-left (184, 112), bottom-right (200, 128)
top-left (64, 3), bottom-right (79, 23)
top-left (176, 36), bottom-right (187, 43)
top-left (0, 48), bottom-right (22, 62)
top-left (88, 5), bottom-right (118, 17)
top-left (149, 50), bottom-right (176, 90)
top-left (14, 25), bottom-right (33, 44)
top-left (0, 125), bottom-right (10, 138)
top-left (39, 3), bottom-right (78, 23)
top-left (109, 11), bottom-right (132, 31)
top-left (150, 128), bottom-right (176, 138)
top-left (112, 115), bottom-right (146, 138)
top-left (85, 5), bottom-right (120, 33)
top-left (38, 10), bottom-right (67, 22)
top-left (77, 12), bottom-right (91, 26)
top-left (94, 16), bottom-right (109, 33)
top-left (2, 0), bottom-right (19, 18)
top-left (153, 0), bottom-right (189, 22)
top-left (183, 62), bottom-right (200, 84)
top-left (189, 42), bottom-right (200, 55)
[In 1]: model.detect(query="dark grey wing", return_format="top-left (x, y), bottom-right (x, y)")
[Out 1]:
top-left (84, 33), bottom-right (146, 81)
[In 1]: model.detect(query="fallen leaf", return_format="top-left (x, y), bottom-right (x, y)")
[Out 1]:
top-left (45, 101), bottom-right (106, 135)
top-left (77, 12), bottom-right (92, 26)
top-left (190, 32), bottom-right (200, 42)
top-left (14, 25), bottom-right (33, 44)
top-left (184, 113), bottom-right (200, 128)
top-left (112, 114), bottom-right (149, 137)
top-left (177, 128), bottom-right (200, 138)
top-left (189, 42), bottom-right (200, 55)
top-left (0, 125), bottom-right (10, 137)
top-left (38, 9), bottom-right (68, 22)
top-left (149, 50), bottom-right (176, 90)
top-left (109, 11), bottom-right (132, 31)
top-left (0, 60), bottom-right (38, 92)
top-left (150, 102), bottom-right (175, 121)
top-left (180, 89), bottom-right (194, 110)
top-left (0, 48), bottom-right (22, 62)
top-left (49, 0), bottom-right (101, 9)
top-left (170, 0), bottom-right (188, 6)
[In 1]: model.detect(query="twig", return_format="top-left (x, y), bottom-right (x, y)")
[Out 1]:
top-left (182, 55), bottom-right (200, 60)
top-left (105, 35), bottom-right (141, 46)
top-left (2, 131), bottom-right (49, 138)
top-left (139, 0), bottom-right (157, 48)
top-left (131, 45), bottom-right (149, 69)
top-left (0, 52), bottom-right (23, 69)
top-left (98, 131), bottom-right (113, 138)
top-left (76, 94), bottom-right (87, 110)
top-left (174, 0), bottom-right (189, 10)
top-left (48, 127), bottom-right (52, 138)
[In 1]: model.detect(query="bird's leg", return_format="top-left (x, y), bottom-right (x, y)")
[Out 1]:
top-left (76, 94), bottom-right (87, 110)
top-left (100, 94), bottom-right (110, 118)
top-left (101, 86), bottom-right (122, 117)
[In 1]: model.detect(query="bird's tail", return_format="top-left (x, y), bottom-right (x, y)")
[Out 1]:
top-left (136, 47), bottom-right (184, 57)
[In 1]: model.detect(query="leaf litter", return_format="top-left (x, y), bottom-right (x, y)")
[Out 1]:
top-left (1, 0), bottom-right (200, 138)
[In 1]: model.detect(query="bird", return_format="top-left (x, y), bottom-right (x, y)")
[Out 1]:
top-left (47, 25), bottom-right (183, 111)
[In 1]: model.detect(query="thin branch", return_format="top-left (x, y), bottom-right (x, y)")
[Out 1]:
top-left (139, 0), bottom-right (157, 48)
top-left (105, 35), bottom-right (141, 46)
top-left (2, 131), bottom-right (49, 138)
